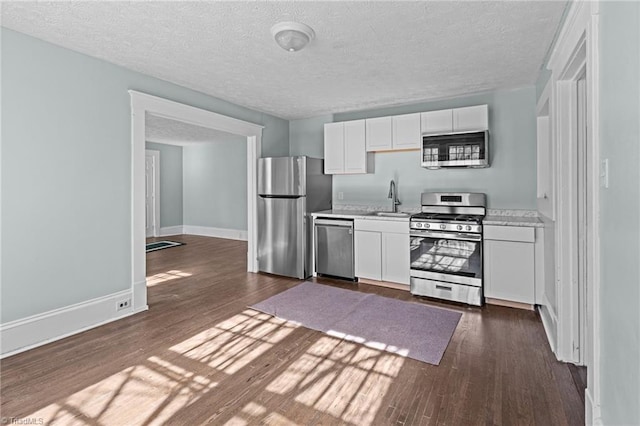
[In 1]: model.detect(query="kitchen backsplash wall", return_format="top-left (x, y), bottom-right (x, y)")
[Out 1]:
top-left (288, 86), bottom-right (537, 210)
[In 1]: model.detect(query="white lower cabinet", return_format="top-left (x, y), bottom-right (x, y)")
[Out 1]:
top-left (382, 232), bottom-right (410, 284)
top-left (484, 225), bottom-right (536, 305)
top-left (354, 230), bottom-right (382, 280)
top-left (354, 219), bottom-right (409, 285)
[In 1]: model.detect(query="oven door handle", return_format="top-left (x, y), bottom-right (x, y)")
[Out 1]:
top-left (410, 230), bottom-right (482, 241)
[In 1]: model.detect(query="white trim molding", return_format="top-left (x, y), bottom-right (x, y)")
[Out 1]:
top-left (0, 290), bottom-right (146, 358)
top-left (545, 1), bottom-right (601, 423)
top-left (159, 225), bottom-right (184, 236)
top-left (129, 91), bottom-right (264, 312)
top-left (538, 294), bottom-right (558, 355)
top-left (183, 225), bottom-right (248, 241)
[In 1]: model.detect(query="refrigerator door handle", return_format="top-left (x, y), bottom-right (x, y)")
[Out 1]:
top-left (258, 194), bottom-right (302, 199)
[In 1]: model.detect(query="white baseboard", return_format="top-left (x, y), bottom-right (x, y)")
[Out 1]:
top-left (159, 225), bottom-right (184, 236)
top-left (0, 290), bottom-right (148, 358)
top-left (538, 294), bottom-right (558, 355)
top-left (183, 225), bottom-right (248, 241)
top-left (586, 388), bottom-right (602, 425)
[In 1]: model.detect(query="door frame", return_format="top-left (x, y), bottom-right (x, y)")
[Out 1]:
top-left (129, 91), bottom-right (264, 311)
top-left (546, 1), bottom-right (601, 423)
top-left (145, 149), bottom-right (161, 238)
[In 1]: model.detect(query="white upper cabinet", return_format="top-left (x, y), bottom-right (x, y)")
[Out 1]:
top-left (366, 116), bottom-right (392, 151)
top-left (453, 105), bottom-right (489, 132)
top-left (421, 105), bottom-right (488, 135)
top-left (366, 113), bottom-right (421, 151)
top-left (324, 120), bottom-right (370, 174)
top-left (323, 122), bottom-right (345, 174)
top-left (392, 113), bottom-right (421, 149)
top-left (421, 109), bottom-right (453, 135)
top-left (329, 105), bottom-right (488, 164)
top-left (344, 120), bottom-right (367, 173)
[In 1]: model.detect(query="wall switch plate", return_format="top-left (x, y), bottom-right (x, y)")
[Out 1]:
top-left (338, 192), bottom-right (344, 200)
top-left (600, 159), bottom-right (609, 188)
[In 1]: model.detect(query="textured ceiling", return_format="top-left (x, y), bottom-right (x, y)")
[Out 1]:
top-left (1, 1), bottom-right (566, 119)
top-left (146, 113), bottom-right (242, 146)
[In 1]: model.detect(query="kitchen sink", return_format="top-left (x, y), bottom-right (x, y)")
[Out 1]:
top-left (368, 211), bottom-right (411, 218)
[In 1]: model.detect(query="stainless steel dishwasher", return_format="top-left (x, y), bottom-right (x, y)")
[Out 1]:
top-left (314, 218), bottom-right (355, 280)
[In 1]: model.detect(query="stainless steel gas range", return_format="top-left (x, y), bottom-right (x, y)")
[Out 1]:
top-left (409, 193), bottom-right (486, 306)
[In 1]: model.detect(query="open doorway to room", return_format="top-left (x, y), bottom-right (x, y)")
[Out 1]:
top-left (143, 113), bottom-right (249, 290)
top-left (129, 91), bottom-right (264, 313)
top-left (144, 114), bottom-right (248, 239)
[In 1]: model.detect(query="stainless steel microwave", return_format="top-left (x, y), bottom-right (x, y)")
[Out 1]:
top-left (421, 130), bottom-right (489, 169)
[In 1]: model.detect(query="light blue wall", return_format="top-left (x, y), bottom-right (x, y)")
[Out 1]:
top-left (598, 2), bottom-right (640, 424)
top-left (289, 87), bottom-right (537, 210)
top-left (145, 142), bottom-right (183, 228)
top-left (182, 138), bottom-right (247, 230)
top-left (0, 28), bottom-right (288, 323)
top-left (289, 114), bottom-right (333, 158)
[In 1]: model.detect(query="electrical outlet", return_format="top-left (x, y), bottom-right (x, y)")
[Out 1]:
top-left (116, 298), bottom-right (131, 311)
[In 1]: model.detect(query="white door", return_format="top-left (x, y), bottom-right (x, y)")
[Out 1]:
top-left (145, 150), bottom-right (160, 238)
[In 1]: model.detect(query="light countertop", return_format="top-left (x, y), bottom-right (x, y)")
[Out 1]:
top-left (311, 209), bottom-right (410, 222)
top-left (483, 215), bottom-right (543, 228)
top-left (312, 207), bottom-right (543, 227)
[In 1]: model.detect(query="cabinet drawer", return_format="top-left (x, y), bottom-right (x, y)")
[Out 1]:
top-left (484, 225), bottom-right (535, 243)
top-left (355, 219), bottom-right (409, 234)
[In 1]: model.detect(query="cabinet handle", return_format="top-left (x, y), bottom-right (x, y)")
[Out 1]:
top-left (435, 285), bottom-right (452, 291)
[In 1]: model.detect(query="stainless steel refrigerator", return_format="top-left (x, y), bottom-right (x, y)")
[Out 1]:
top-left (257, 156), bottom-right (332, 279)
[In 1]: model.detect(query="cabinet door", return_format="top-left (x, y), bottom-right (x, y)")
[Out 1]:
top-left (421, 109), bottom-right (453, 135)
top-left (484, 240), bottom-right (535, 304)
top-left (454, 105), bottom-right (488, 132)
top-left (354, 230), bottom-right (382, 281)
top-left (324, 122), bottom-right (344, 174)
top-left (382, 232), bottom-right (410, 284)
top-left (365, 116), bottom-right (393, 151)
top-left (392, 113), bottom-right (421, 149)
top-left (344, 119), bottom-right (367, 173)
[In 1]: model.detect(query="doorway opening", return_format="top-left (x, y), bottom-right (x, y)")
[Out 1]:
top-left (130, 91), bottom-right (264, 312)
top-left (144, 112), bottom-right (248, 242)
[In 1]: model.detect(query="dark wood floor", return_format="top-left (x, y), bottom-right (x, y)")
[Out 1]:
top-left (1, 235), bottom-right (585, 425)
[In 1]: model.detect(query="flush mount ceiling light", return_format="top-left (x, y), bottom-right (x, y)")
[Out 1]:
top-left (271, 21), bottom-right (315, 52)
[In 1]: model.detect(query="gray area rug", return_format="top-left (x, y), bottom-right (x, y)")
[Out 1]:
top-left (250, 282), bottom-right (462, 365)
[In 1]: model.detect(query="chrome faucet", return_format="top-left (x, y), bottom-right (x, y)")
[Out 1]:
top-left (388, 180), bottom-right (401, 213)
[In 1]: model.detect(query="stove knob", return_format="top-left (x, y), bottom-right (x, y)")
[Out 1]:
top-left (466, 225), bottom-right (472, 231)
top-left (440, 224), bottom-right (446, 230)
top-left (416, 223), bottom-right (422, 228)
top-left (457, 225), bottom-right (463, 231)
top-left (424, 223), bottom-right (430, 229)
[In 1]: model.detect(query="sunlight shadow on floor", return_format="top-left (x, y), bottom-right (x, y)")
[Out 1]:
top-left (147, 270), bottom-right (193, 287)
top-left (26, 309), bottom-right (402, 425)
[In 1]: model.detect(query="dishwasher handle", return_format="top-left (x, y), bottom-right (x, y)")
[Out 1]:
top-left (314, 218), bottom-right (354, 228)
